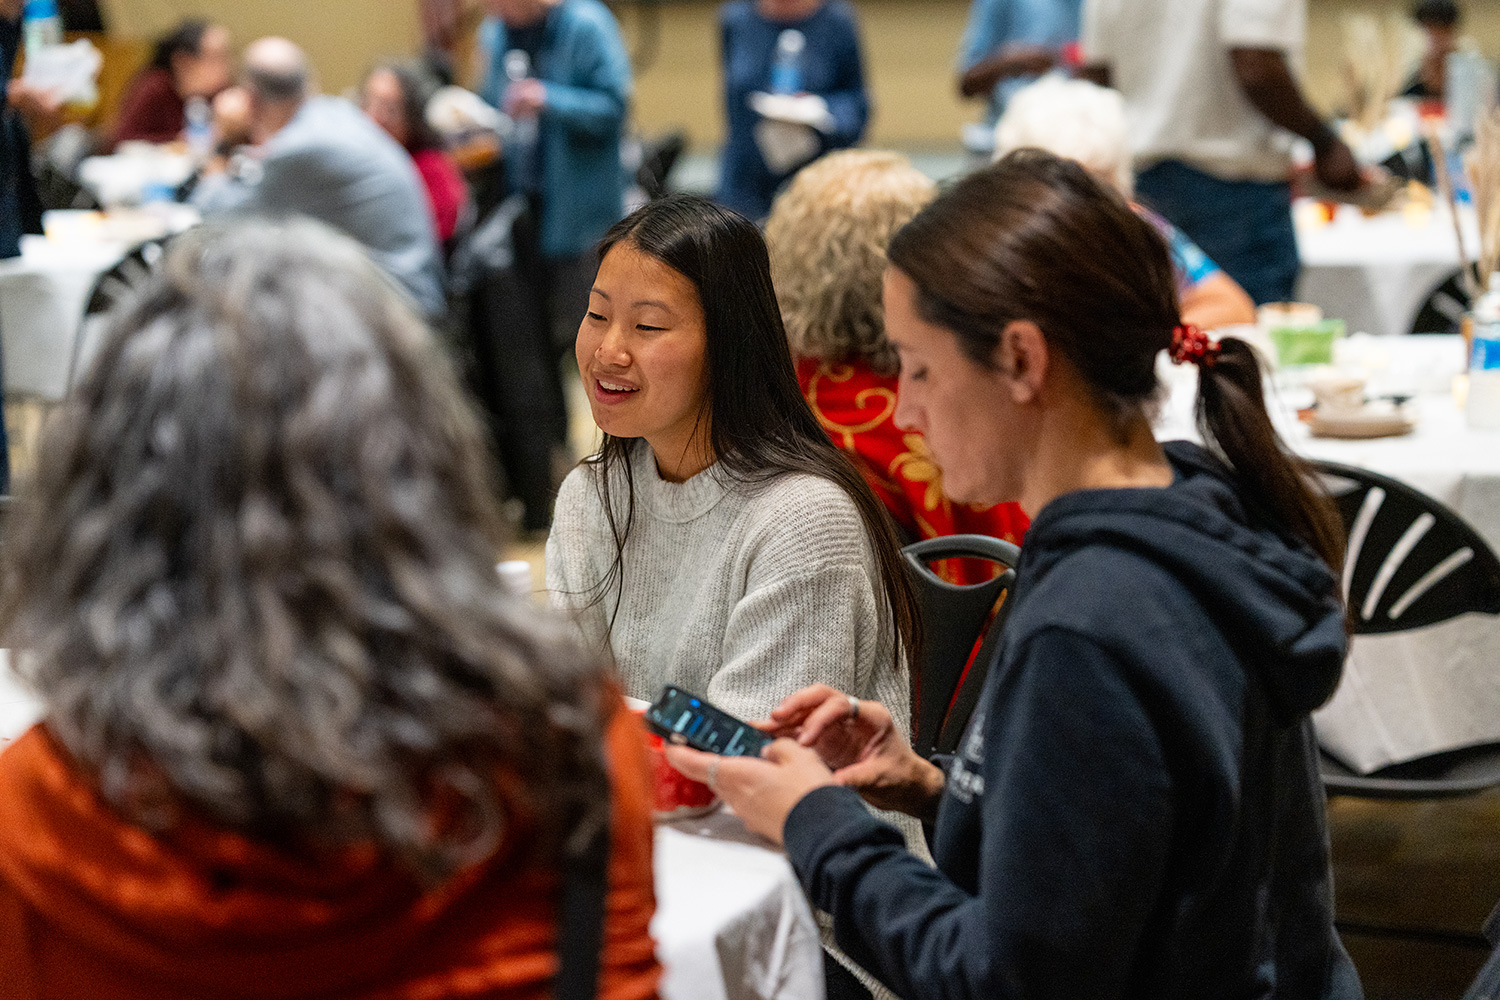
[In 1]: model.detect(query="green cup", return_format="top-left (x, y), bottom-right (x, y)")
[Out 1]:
top-left (1269, 319), bottom-right (1345, 367)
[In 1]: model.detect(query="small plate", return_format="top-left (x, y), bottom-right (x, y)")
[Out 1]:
top-left (1309, 406), bottom-right (1417, 439)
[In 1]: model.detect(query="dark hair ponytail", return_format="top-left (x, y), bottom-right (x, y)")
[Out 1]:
top-left (583, 194), bottom-right (921, 670)
top-left (1195, 338), bottom-right (1344, 570)
top-left (889, 149), bottom-right (1343, 572)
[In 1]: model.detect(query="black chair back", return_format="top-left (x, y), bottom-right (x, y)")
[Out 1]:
top-left (1316, 460), bottom-right (1500, 633)
top-left (70, 237), bottom-right (173, 390)
top-left (1311, 460), bottom-right (1500, 798)
top-left (902, 535), bottom-right (1019, 759)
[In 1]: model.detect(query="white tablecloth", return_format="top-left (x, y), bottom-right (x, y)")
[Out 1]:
top-left (1158, 335), bottom-right (1500, 772)
top-left (654, 809), bottom-right (825, 1000)
top-left (1295, 203), bottom-right (1478, 339)
top-left (0, 236), bottom-right (128, 401)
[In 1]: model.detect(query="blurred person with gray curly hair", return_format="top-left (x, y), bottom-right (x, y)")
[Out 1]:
top-left (766, 150), bottom-right (1028, 567)
top-left (0, 218), bottom-right (660, 1000)
top-left (994, 75), bottom-right (1256, 332)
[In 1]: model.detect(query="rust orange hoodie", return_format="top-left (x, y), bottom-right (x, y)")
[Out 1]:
top-left (0, 704), bottom-right (661, 1000)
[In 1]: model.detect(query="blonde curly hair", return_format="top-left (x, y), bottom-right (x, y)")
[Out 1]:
top-left (765, 150), bottom-right (936, 376)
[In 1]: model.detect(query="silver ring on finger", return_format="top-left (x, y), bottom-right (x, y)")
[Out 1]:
top-left (847, 695), bottom-right (860, 721)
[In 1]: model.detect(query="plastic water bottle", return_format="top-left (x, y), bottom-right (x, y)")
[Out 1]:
top-left (185, 95), bottom-right (214, 162)
top-left (504, 49), bottom-right (539, 147)
top-left (769, 29), bottom-right (806, 95)
top-left (503, 49), bottom-right (540, 190)
top-left (22, 0), bottom-right (62, 58)
top-left (1466, 272), bottom-right (1500, 429)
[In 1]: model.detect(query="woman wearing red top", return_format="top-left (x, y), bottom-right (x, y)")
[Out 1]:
top-left (110, 19), bottom-right (233, 148)
top-left (0, 219), bottom-right (660, 1000)
top-left (362, 61), bottom-right (471, 246)
top-left (766, 150), bottom-right (1029, 562)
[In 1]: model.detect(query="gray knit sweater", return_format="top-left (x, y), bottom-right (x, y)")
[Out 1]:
top-left (546, 440), bottom-right (910, 732)
top-left (547, 441), bottom-right (919, 1000)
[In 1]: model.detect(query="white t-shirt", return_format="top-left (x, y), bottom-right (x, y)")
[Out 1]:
top-left (1082, 0), bottom-right (1306, 182)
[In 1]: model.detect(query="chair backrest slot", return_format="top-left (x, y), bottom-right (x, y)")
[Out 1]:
top-left (1388, 547), bottom-right (1475, 620)
top-left (1343, 485), bottom-right (1384, 603)
top-left (1362, 512), bottom-right (1435, 622)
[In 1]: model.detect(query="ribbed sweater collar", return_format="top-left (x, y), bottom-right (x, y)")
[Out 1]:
top-left (630, 441), bottom-right (729, 524)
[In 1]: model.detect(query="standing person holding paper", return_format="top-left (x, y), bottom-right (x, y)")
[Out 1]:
top-left (717, 0), bottom-right (870, 220)
top-left (1082, 0), bottom-right (1363, 305)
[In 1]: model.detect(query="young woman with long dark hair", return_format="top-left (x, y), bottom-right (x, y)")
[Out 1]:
top-left (547, 193), bottom-right (918, 728)
top-left (668, 151), bottom-right (1361, 999)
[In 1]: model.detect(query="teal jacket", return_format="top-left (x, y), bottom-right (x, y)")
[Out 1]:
top-left (479, 0), bottom-right (632, 259)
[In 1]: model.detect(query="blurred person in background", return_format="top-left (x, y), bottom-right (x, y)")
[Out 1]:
top-left (1402, 0), bottom-right (1462, 101)
top-left (1083, 0), bottom-right (1363, 305)
top-left (994, 76), bottom-right (1256, 330)
top-left (477, 0), bottom-right (631, 358)
top-left (765, 150), bottom-right (1029, 570)
top-left (361, 60), bottom-right (471, 248)
top-left (0, 218), bottom-right (661, 1000)
top-left (193, 38), bottom-right (445, 321)
top-left (718, 0), bottom-right (870, 220)
top-left (666, 150), bottom-right (1360, 1000)
top-left (956, 0), bottom-right (1081, 127)
top-left (110, 19), bottom-right (234, 149)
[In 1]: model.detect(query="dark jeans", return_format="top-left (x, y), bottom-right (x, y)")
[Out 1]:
top-left (1135, 159), bottom-right (1299, 306)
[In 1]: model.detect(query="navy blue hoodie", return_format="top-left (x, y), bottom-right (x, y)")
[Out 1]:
top-left (784, 441), bottom-right (1363, 1000)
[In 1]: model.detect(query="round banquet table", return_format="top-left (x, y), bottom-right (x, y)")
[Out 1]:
top-left (1295, 202), bottom-right (1479, 339)
top-left (0, 668), bottom-right (825, 1000)
top-left (1157, 334), bottom-right (1500, 774)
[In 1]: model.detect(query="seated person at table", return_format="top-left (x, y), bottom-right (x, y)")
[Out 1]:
top-left (546, 194), bottom-right (915, 730)
top-left (110, 19), bottom-right (234, 149)
top-left (667, 150), bottom-right (1361, 999)
top-left (995, 75), bottom-right (1257, 332)
top-left (0, 218), bottom-right (661, 1000)
top-left (360, 60), bottom-right (471, 248)
top-left (766, 150), bottom-right (1029, 569)
top-left (193, 38), bottom-right (445, 320)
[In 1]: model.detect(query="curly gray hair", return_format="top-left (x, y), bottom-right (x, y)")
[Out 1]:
top-left (0, 218), bottom-right (610, 883)
top-left (765, 150), bottom-right (936, 376)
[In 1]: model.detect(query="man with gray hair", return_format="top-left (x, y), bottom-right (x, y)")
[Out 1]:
top-left (194, 38), bottom-right (445, 319)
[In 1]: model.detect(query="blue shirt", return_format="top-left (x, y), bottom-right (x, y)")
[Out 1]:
top-left (479, 0), bottom-right (632, 259)
top-left (958, 0), bottom-right (1081, 124)
top-left (717, 0), bottom-right (869, 220)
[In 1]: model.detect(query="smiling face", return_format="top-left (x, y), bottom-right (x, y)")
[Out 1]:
top-left (577, 242), bottom-right (713, 478)
top-left (885, 267), bottom-right (1036, 507)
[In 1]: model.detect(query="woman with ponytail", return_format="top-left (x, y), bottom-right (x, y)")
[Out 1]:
top-left (666, 150), bottom-right (1362, 999)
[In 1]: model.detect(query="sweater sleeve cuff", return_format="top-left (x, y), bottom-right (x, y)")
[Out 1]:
top-left (783, 785), bottom-right (902, 889)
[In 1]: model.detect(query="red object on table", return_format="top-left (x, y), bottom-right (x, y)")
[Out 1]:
top-left (644, 731), bottom-right (717, 815)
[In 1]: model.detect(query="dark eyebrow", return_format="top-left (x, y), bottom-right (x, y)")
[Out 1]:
top-left (591, 288), bottom-right (609, 300)
top-left (633, 300), bottom-right (674, 311)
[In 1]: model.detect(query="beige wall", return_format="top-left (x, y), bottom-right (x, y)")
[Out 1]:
top-left (99, 0), bottom-right (1500, 149)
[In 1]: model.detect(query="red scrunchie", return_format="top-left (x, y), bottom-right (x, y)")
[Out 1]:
top-left (1170, 324), bottom-right (1220, 367)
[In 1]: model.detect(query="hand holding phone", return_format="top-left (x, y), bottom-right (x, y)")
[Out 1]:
top-left (644, 686), bottom-right (772, 758)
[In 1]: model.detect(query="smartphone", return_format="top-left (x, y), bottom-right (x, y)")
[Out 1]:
top-left (644, 685), bottom-right (773, 758)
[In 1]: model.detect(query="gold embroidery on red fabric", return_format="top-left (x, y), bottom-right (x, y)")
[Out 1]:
top-left (889, 434), bottom-right (952, 516)
top-left (804, 363), bottom-right (898, 450)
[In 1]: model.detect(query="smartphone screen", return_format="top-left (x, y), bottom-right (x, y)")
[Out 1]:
top-left (644, 685), bottom-right (773, 758)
